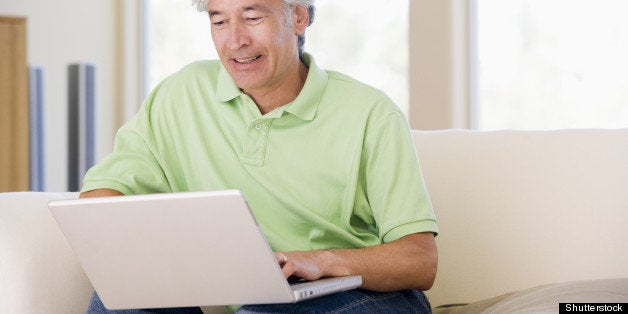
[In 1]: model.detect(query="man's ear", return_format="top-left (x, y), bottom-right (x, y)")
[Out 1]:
top-left (292, 5), bottom-right (310, 35)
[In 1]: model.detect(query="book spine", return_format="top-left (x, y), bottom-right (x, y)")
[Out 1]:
top-left (68, 63), bottom-right (96, 192)
top-left (29, 66), bottom-right (45, 191)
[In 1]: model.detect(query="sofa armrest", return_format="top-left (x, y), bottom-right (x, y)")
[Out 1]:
top-left (0, 192), bottom-right (93, 314)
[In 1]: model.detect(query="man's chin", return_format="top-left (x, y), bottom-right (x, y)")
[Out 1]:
top-left (230, 75), bottom-right (265, 93)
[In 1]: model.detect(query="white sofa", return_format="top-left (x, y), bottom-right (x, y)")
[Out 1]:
top-left (415, 129), bottom-right (628, 312)
top-left (2, 129), bottom-right (628, 313)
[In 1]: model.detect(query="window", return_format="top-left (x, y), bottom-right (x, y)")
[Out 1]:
top-left (144, 0), bottom-right (216, 94)
top-left (144, 0), bottom-right (409, 114)
top-left (474, 0), bottom-right (628, 130)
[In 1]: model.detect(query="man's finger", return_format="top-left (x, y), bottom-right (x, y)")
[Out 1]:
top-left (275, 252), bottom-right (288, 267)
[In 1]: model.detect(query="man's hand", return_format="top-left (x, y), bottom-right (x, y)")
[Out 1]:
top-left (79, 188), bottom-right (124, 198)
top-left (275, 250), bottom-right (327, 281)
top-left (274, 232), bottom-right (437, 292)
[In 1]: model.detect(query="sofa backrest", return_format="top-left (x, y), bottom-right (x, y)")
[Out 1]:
top-left (0, 192), bottom-right (90, 314)
top-left (411, 129), bottom-right (628, 307)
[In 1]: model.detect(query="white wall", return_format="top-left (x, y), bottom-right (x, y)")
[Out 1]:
top-left (0, 0), bottom-right (119, 191)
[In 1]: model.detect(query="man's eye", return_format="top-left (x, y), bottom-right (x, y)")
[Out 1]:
top-left (212, 20), bottom-right (225, 26)
top-left (245, 17), bottom-right (263, 24)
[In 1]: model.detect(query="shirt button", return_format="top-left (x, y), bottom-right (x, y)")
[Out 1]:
top-left (254, 123), bottom-right (263, 130)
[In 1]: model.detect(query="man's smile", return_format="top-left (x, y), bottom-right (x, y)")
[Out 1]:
top-left (234, 55), bottom-right (262, 64)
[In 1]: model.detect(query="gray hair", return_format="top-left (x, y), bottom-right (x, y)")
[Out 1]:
top-left (191, 0), bottom-right (316, 57)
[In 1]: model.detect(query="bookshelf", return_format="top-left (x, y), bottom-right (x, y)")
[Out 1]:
top-left (0, 16), bottom-right (29, 192)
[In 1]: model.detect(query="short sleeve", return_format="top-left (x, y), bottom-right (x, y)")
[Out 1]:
top-left (81, 93), bottom-right (171, 195)
top-left (361, 111), bottom-right (438, 242)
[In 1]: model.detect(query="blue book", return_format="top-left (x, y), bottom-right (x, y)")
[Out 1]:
top-left (29, 66), bottom-right (45, 191)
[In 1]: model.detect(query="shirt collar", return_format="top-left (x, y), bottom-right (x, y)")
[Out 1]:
top-left (216, 65), bottom-right (241, 103)
top-left (216, 53), bottom-right (328, 121)
top-left (283, 53), bottom-right (327, 121)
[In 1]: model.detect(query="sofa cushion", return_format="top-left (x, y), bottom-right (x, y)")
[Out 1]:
top-left (432, 278), bottom-right (628, 313)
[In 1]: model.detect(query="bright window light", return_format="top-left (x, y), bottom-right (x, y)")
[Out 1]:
top-left (474, 0), bottom-right (628, 130)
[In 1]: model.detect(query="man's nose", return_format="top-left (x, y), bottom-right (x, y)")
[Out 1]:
top-left (227, 22), bottom-right (250, 50)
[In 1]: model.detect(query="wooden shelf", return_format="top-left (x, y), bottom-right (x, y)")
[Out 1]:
top-left (0, 16), bottom-right (29, 192)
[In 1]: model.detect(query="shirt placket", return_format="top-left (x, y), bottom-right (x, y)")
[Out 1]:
top-left (241, 118), bottom-right (272, 166)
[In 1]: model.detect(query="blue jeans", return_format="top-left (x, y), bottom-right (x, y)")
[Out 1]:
top-left (236, 289), bottom-right (431, 313)
top-left (87, 289), bottom-right (431, 313)
top-left (86, 292), bottom-right (203, 314)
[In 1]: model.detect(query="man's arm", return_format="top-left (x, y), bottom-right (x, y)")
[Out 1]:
top-left (79, 188), bottom-right (124, 198)
top-left (276, 232), bottom-right (438, 291)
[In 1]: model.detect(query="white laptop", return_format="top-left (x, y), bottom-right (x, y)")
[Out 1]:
top-left (48, 190), bottom-right (362, 310)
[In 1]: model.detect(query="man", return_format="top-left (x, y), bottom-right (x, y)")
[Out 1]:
top-left (83, 0), bottom-right (438, 312)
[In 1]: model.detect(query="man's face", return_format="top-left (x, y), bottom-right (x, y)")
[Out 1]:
top-left (208, 0), bottom-right (305, 94)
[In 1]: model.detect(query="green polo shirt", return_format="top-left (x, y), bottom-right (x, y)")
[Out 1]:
top-left (82, 53), bottom-right (437, 251)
